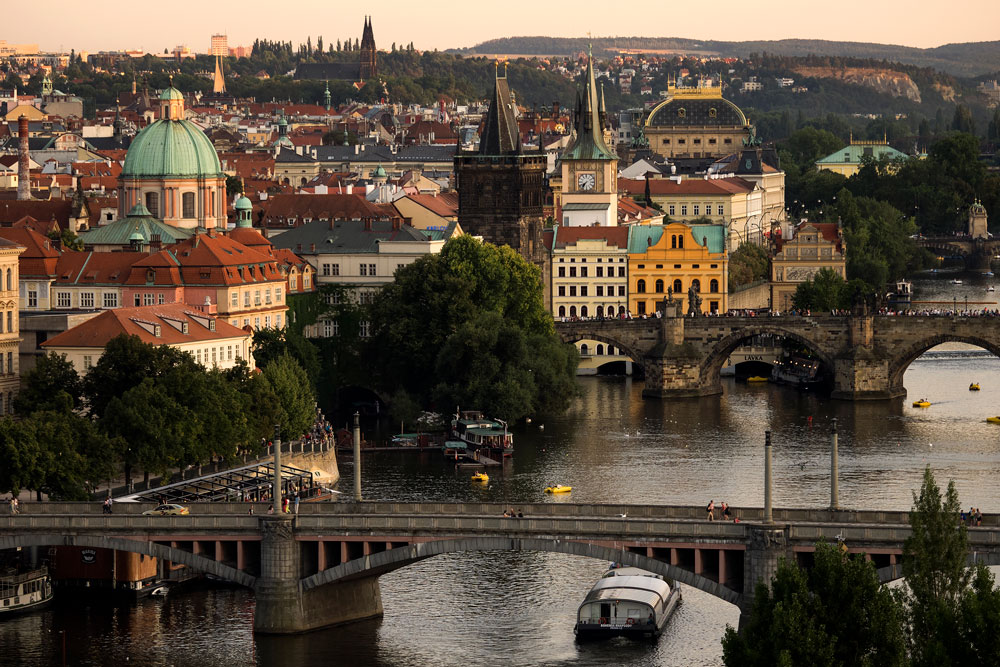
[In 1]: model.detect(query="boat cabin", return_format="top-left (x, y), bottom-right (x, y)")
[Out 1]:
top-left (451, 411), bottom-right (513, 451)
top-left (574, 571), bottom-right (679, 640)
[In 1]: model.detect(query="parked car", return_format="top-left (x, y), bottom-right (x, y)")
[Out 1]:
top-left (142, 504), bottom-right (190, 516)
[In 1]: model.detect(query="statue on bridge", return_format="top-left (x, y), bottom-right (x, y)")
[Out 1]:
top-left (687, 283), bottom-right (703, 317)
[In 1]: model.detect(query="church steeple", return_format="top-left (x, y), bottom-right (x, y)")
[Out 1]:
top-left (213, 55), bottom-right (226, 94)
top-left (360, 16), bottom-right (377, 80)
top-left (562, 47), bottom-right (616, 161)
top-left (323, 81), bottom-right (331, 111)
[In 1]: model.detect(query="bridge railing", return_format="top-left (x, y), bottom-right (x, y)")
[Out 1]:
top-left (6, 501), bottom-right (991, 527)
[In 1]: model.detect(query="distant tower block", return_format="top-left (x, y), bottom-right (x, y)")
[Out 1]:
top-left (210, 34), bottom-right (228, 57)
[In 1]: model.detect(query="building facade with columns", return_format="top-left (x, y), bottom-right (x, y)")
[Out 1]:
top-left (0, 237), bottom-right (24, 415)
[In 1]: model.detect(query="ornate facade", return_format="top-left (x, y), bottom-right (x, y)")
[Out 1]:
top-left (643, 83), bottom-right (751, 159)
top-left (0, 237), bottom-right (24, 415)
top-left (770, 222), bottom-right (845, 312)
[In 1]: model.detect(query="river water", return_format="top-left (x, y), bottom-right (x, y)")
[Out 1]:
top-left (4, 273), bottom-right (1000, 666)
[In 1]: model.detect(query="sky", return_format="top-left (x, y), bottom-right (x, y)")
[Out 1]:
top-left (5, 0), bottom-right (1000, 54)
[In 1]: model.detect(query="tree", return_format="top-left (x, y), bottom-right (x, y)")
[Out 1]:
top-left (901, 467), bottom-right (971, 666)
top-left (260, 353), bottom-right (315, 440)
top-left (729, 243), bottom-right (770, 291)
top-left (226, 174), bottom-right (244, 197)
top-left (722, 541), bottom-right (905, 666)
top-left (367, 236), bottom-right (577, 420)
top-left (951, 105), bottom-right (975, 135)
top-left (792, 267), bottom-right (850, 311)
top-left (0, 418), bottom-right (38, 495)
top-left (14, 353), bottom-right (83, 415)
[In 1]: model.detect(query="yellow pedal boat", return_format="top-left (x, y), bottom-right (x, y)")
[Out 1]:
top-left (912, 399), bottom-right (931, 408)
top-left (544, 485), bottom-right (572, 494)
top-left (747, 376), bottom-right (769, 383)
top-left (471, 472), bottom-right (489, 483)
top-left (970, 383), bottom-right (981, 391)
top-left (987, 416), bottom-right (1000, 424)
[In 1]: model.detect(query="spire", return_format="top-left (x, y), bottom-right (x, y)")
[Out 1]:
top-left (323, 80), bottom-right (331, 111)
top-left (476, 66), bottom-right (520, 156)
top-left (213, 55), bottom-right (226, 94)
top-left (562, 47), bottom-right (616, 161)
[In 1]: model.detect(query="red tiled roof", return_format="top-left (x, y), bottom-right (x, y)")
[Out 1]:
top-left (0, 226), bottom-right (59, 277)
top-left (619, 177), bottom-right (756, 196)
top-left (774, 222), bottom-right (843, 253)
top-left (260, 193), bottom-right (395, 227)
top-left (397, 193), bottom-right (458, 218)
top-left (54, 251), bottom-right (144, 286)
top-left (130, 232), bottom-right (285, 287)
top-left (42, 302), bottom-right (250, 349)
top-left (553, 226), bottom-right (630, 249)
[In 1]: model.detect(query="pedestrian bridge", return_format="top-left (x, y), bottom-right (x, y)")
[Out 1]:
top-left (555, 309), bottom-right (1000, 398)
top-left (4, 501), bottom-right (1000, 632)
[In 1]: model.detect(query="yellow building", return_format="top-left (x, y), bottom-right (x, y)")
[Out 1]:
top-left (642, 83), bottom-right (751, 159)
top-left (628, 223), bottom-right (728, 315)
top-left (814, 138), bottom-right (909, 177)
top-left (770, 222), bottom-right (845, 312)
top-left (0, 237), bottom-right (24, 415)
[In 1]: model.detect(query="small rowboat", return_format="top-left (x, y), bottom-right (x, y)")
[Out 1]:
top-left (913, 400), bottom-right (931, 408)
top-left (544, 485), bottom-right (572, 494)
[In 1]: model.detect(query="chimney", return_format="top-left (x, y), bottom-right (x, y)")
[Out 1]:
top-left (364, 218), bottom-right (372, 231)
top-left (150, 233), bottom-right (162, 253)
top-left (391, 217), bottom-right (400, 231)
top-left (17, 115), bottom-right (30, 201)
top-left (309, 243), bottom-right (316, 252)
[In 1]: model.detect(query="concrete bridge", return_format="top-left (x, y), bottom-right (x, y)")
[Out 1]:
top-left (914, 236), bottom-right (1000, 272)
top-left (555, 308), bottom-right (1000, 399)
top-left (5, 501), bottom-right (1000, 633)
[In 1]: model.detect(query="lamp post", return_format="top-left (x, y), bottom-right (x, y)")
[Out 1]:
top-left (272, 424), bottom-right (281, 509)
top-left (764, 431), bottom-right (773, 524)
top-left (830, 419), bottom-right (839, 511)
top-left (353, 411), bottom-right (362, 501)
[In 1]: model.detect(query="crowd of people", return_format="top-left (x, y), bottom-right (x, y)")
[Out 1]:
top-left (557, 306), bottom-right (1000, 324)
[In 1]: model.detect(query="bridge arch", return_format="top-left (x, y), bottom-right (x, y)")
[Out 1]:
top-left (0, 533), bottom-right (256, 588)
top-left (877, 552), bottom-right (1000, 584)
top-left (300, 536), bottom-right (742, 606)
top-left (699, 325), bottom-right (834, 388)
top-left (888, 334), bottom-right (1000, 392)
top-left (558, 332), bottom-right (647, 376)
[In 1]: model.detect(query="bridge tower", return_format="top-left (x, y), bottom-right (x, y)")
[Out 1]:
top-left (253, 516), bottom-right (383, 634)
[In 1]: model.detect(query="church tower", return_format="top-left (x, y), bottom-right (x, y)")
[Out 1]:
top-left (559, 48), bottom-right (619, 227)
top-left (455, 66), bottom-right (547, 264)
top-left (360, 16), bottom-right (377, 80)
top-left (213, 56), bottom-right (226, 94)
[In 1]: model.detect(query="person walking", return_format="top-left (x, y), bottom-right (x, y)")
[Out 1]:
top-left (706, 500), bottom-right (715, 521)
top-left (282, 496), bottom-right (290, 514)
top-left (293, 492), bottom-right (300, 515)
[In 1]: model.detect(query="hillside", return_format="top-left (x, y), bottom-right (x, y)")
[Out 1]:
top-left (452, 37), bottom-right (1000, 77)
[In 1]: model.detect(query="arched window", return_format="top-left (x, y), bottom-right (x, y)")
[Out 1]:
top-left (580, 305), bottom-right (588, 318)
top-left (618, 305), bottom-right (626, 315)
top-left (301, 177), bottom-right (308, 186)
top-left (580, 343), bottom-right (589, 355)
top-left (596, 306), bottom-right (604, 318)
top-left (655, 279), bottom-right (664, 293)
top-left (182, 192), bottom-right (195, 218)
top-left (710, 279), bottom-right (719, 293)
top-left (673, 279), bottom-right (682, 293)
top-left (5, 268), bottom-right (10, 291)
top-left (596, 344), bottom-right (604, 355)
top-left (558, 306), bottom-right (566, 317)
top-left (144, 192), bottom-right (159, 218)
top-left (671, 235), bottom-right (677, 249)
top-left (569, 306), bottom-right (577, 318)
top-left (678, 236), bottom-right (684, 249)
top-left (692, 279), bottom-right (701, 292)
top-left (636, 279), bottom-right (646, 293)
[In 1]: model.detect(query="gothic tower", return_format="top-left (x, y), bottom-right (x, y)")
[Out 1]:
top-left (455, 66), bottom-right (547, 265)
top-left (360, 16), bottom-right (377, 80)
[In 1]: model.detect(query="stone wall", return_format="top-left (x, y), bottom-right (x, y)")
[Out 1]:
top-left (728, 281), bottom-right (770, 311)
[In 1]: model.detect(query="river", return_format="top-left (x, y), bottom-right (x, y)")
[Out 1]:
top-left (3, 273), bottom-right (1000, 666)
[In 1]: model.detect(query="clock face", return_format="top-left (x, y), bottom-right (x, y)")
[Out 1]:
top-left (578, 173), bottom-right (596, 191)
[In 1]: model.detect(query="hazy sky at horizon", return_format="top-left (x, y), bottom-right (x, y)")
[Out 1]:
top-left (5, 0), bottom-right (999, 54)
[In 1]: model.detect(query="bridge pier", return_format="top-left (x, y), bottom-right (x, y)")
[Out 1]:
top-left (253, 517), bottom-right (383, 634)
top-left (739, 524), bottom-right (791, 628)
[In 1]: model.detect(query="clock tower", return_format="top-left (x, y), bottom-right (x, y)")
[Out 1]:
top-left (559, 49), bottom-right (619, 227)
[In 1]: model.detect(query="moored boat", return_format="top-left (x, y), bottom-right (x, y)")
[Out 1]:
top-left (574, 567), bottom-right (681, 641)
top-left (451, 410), bottom-right (513, 458)
top-left (747, 376), bottom-right (769, 383)
top-left (0, 565), bottom-right (53, 617)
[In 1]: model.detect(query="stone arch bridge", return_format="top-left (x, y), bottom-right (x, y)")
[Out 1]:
top-left (555, 309), bottom-right (1000, 398)
top-left (6, 502), bottom-right (1000, 634)
top-left (914, 236), bottom-right (1000, 272)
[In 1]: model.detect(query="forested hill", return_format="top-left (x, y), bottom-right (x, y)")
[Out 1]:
top-left (451, 37), bottom-right (1000, 78)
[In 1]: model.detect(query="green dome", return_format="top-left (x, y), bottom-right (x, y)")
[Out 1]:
top-left (122, 118), bottom-right (223, 179)
top-left (128, 230), bottom-right (145, 242)
top-left (160, 86), bottom-right (184, 101)
top-left (235, 195), bottom-right (252, 211)
top-left (373, 164), bottom-right (387, 178)
top-left (127, 202), bottom-right (153, 217)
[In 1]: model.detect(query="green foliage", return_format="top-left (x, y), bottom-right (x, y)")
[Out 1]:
top-left (901, 467), bottom-right (971, 666)
top-left (14, 353), bottom-right (82, 415)
top-left (0, 419), bottom-right (37, 495)
top-left (728, 243), bottom-right (770, 291)
top-left (252, 326), bottom-right (321, 387)
top-left (368, 235), bottom-right (577, 422)
top-left (722, 542), bottom-right (905, 667)
top-left (260, 353), bottom-right (315, 441)
top-left (22, 410), bottom-right (113, 500)
top-left (792, 268), bottom-right (856, 311)
top-left (226, 175), bottom-right (244, 196)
